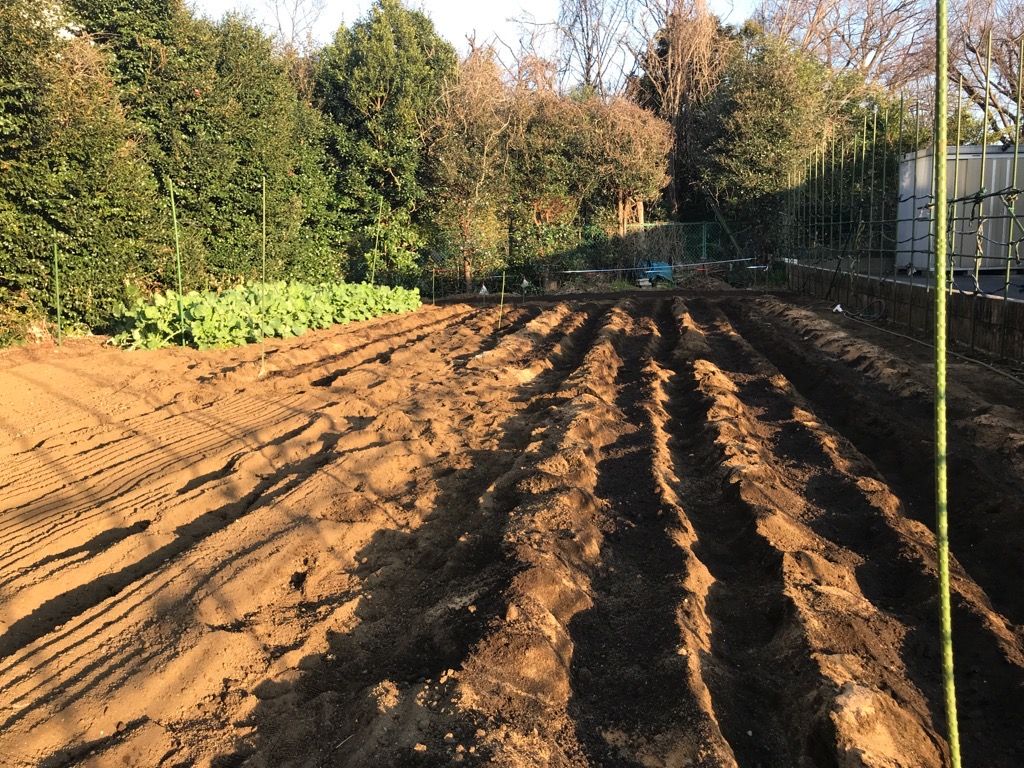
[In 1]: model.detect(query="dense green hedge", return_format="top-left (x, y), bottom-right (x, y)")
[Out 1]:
top-left (112, 281), bottom-right (421, 349)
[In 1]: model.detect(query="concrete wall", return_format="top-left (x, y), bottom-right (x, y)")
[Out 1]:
top-left (786, 262), bottom-right (1024, 361)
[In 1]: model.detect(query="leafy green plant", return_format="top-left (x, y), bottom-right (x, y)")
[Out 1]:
top-left (112, 281), bottom-right (421, 350)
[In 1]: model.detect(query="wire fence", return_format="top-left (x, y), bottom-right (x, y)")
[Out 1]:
top-left (417, 220), bottom-right (769, 303)
top-left (785, 37), bottom-right (1024, 360)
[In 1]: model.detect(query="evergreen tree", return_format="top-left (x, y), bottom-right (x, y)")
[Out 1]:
top-left (316, 0), bottom-right (456, 281)
top-left (0, 2), bottom-right (162, 338)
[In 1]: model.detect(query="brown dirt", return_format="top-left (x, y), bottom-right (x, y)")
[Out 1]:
top-left (0, 296), bottom-right (1022, 768)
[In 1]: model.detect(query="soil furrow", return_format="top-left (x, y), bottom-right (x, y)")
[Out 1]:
top-left (697, 299), bottom-right (1024, 766)
top-left (209, 303), bottom-right (611, 768)
top-left (723, 297), bottom-right (1024, 629)
top-left (662, 342), bottom-right (833, 764)
top-left (564, 300), bottom-right (737, 767)
top-left (1, 296), bottom-right (1022, 768)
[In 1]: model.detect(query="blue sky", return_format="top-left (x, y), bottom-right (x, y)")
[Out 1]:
top-left (188, 0), bottom-right (757, 52)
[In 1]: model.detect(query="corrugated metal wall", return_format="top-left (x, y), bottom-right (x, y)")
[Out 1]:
top-left (897, 146), bottom-right (1023, 271)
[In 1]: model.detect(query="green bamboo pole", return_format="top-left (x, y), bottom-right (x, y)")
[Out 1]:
top-left (838, 139), bottom-right (846, 262)
top-left (169, 178), bottom-right (185, 347)
top-left (52, 230), bottom-right (61, 346)
top-left (260, 175), bottom-right (267, 376)
top-left (1002, 38), bottom-right (1023, 309)
top-left (934, 0), bottom-right (962, 762)
top-left (893, 95), bottom-right (905, 312)
top-left (880, 106), bottom-right (890, 282)
top-left (858, 113), bottom-right (869, 280)
top-left (976, 29), bottom-right (993, 295)
top-left (369, 197), bottom-right (383, 286)
top-left (829, 139), bottom-right (837, 257)
top-left (910, 102), bottom-right (921, 331)
top-left (497, 270), bottom-right (506, 331)
top-left (787, 169), bottom-right (794, 253)
top-left (969, 30), bottom-right (993, 351)
top-left (868, 109), bottom-right (879, 278)
top-left (818, 146), bottom-right (826, 253)
top-left (952, 79), bottom-right (964, 297)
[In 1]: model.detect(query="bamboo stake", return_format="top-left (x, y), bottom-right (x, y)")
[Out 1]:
top-left (868, 109), bottom-right (879, 279)
top-left (369, 197), bottom-right (383, 286)
top-left (260, 175), bottom-right (267, 377)
top-left (169, 178), bottom-right (185, 347)
top-left (497, 271), bottom-right (506, 331)
top-left (952, 78), bottom-right (964, 297)
top-left (934, 0), bottom-right (962, 762)
top-left (52, 229), bottom-right (61, 346)
top-left (910, 102), bottom-right (921, 331)
top-left (1002, 37), bottom-right (1023, 328)
top-left (893, 95), bottom-right (905, 313)
top-left (975, 29), bottom-right (993, 305)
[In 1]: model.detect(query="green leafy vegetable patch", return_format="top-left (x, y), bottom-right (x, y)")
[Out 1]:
top-left (112, 281), bottom-right (421, 350)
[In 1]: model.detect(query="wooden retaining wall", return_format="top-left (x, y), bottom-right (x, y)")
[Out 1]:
top-left (786, 263), bottom-right (1024, 362)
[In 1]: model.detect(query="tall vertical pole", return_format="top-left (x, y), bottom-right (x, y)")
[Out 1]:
top-left (969, 31), bottom-right (993, 350)
top-left (880, 106), bottom-right (890, 286)
top-left (851, 115), bottom-right (868, 304)
top-left (893, 96), bottom-right (905, 313)
top-left (976, 29), bottom-right (993, 296)
top-left (804, 155), bottom-right (811, 252)
top-left (260, 175), bottom-right (267, 375)
top-left (169, 178), bottom-right (185, 347)
top-left (830, 138), bottom-right (837, 259)
top-left (952, 79), bottom-right (964, 297)
top-left (910, 102), bottom-right (921, 331)
top-left (868, 109), bottom-right (879, 279)
top-left (818, 147), bottom-right (825, 252)
top-left (838, 139), bottom-right (847, 263)
top-left (934, 0), bottom-right (961, 762)
top-left (497, 271), bottom-right (506, 331)
top-left (1003, 38), bottom-right (1023, 304)
top-left (262, 175), bottom-right (267, 284)
top-left (52, 230), bottom-right (61, 348)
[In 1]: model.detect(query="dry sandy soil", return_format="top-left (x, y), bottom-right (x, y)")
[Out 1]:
top-left (1, 295), bottom-right (1022, 768)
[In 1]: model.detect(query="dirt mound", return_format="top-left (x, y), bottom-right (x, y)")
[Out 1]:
top-left (0, 296), bottom-right (1021, 767)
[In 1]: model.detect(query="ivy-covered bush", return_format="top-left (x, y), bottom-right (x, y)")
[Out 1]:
top-left (112, 281), bottom-right (421, 349)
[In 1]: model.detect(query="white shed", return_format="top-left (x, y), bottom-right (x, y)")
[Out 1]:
top-left (896, 145), bottom-right (1023, 272)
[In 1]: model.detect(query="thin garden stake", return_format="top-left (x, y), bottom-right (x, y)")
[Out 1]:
top-left (497, 271), bottom-right (506, 331)
top-left (892, 95), bottom-right (905, 314)
top-left (952, 79), bottom-right (964, 298)
top-left (1001, 36), bottom-right (1023, 356)
top-left (868, 109), bottom-right (878, 279)
top-left (260, 175), bottom-right (267, 376)
top-left (169, 178), bottom-right (185, 347)
top-left (975, 29), bottom-right (993, 313)
top-left (52, 230), bottom-right (61, 346)
top-left (933, 0), bottom-right (962, 763)
top-left (369, 197), bottom-right (383, 286)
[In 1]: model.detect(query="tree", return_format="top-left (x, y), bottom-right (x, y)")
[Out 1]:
top-left (428, 47), bottom-right (513, 289)
top-left (316, 0), bottom-right (457, 281)
top-left (584, 97), bottom-right (671, 233)
top-left (703, 30), bottom-right (827, 204)
top-left (950, 0), bottom-right (1023, 141)
top-left (0, 2), bottom-right (163, 337)
top-left (629, 0), bottom-right (730, 216)
top-left (65, 2), bottom-right (337, 286)
top-left (557, 0), bottom-right (636, 94)
top-left (754, 0), bottom-right (931, 91)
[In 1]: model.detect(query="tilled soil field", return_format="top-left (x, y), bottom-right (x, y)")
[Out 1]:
top-left (1, 295), bottom-right (1022, 768)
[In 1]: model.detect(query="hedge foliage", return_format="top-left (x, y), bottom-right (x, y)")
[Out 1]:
top-left (112, 281), bottom-right (421, 349)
